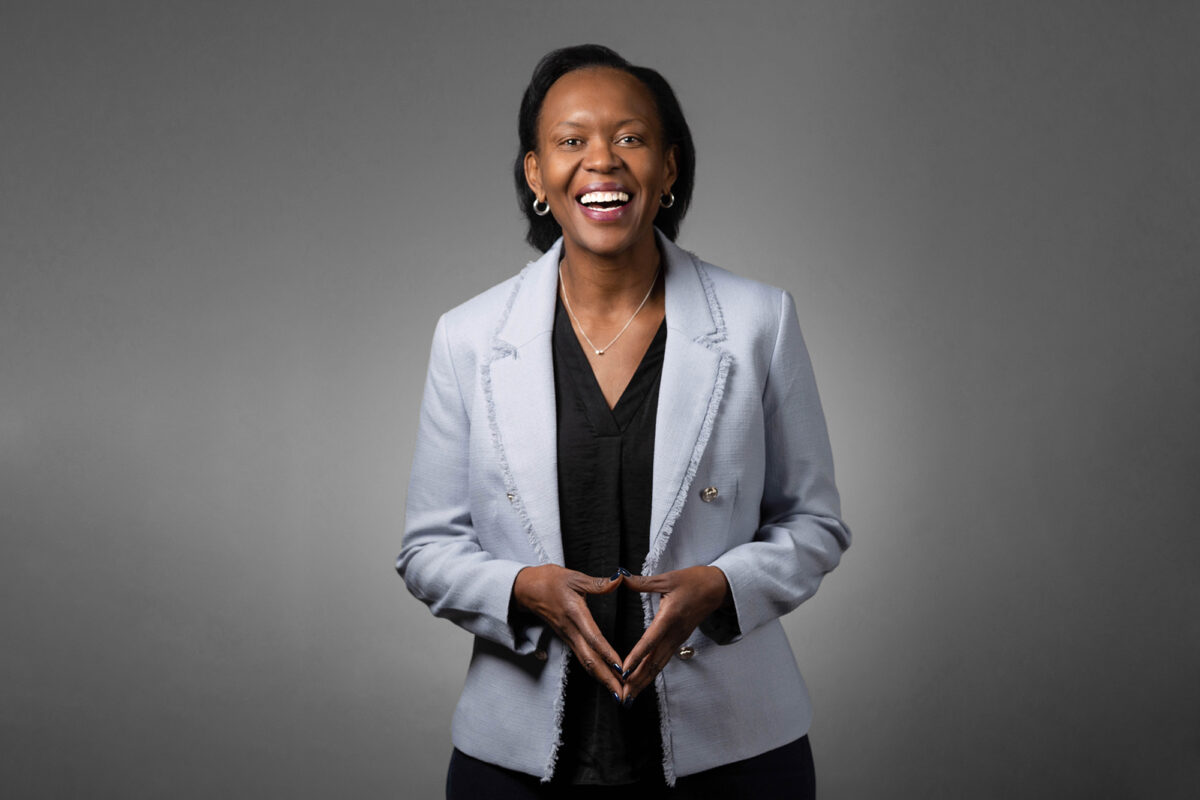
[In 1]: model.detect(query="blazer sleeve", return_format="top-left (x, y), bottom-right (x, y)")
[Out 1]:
top-left (708, 290), bottom-right (851, 640)
top-left (396, 315), bottom-right (545, 655)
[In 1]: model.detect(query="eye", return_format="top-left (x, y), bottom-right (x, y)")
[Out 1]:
top-left (559, 137), bottom-right (584, 148)
top-left (617, 135), bottom-right (643, 145)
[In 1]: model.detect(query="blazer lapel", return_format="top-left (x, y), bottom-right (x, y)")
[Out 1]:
top-left (483, 244), bottom-right (565, 566)
top-left (646, 235), bottom-right (732, 571)
top-left (483, 234), bottom-right (732, 571)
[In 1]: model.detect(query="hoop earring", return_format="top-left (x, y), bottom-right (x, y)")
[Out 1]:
top-left (660, 191), bottom-right (675, 209)
top-left (532, 198), bottom-right (550, 216)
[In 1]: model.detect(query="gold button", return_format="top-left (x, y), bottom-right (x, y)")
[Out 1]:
top-left (506, 492), bottom-right (515, 503)
top-left (677, 646), bottom-right (695, 661)
top-left (534, 649), bottom-right (548, 661)
top-left (699, 486), bottom-right (718, 503)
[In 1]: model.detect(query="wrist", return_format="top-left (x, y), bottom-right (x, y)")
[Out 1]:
top-left (700, 565), bottom-right (730, 613)
top-left (512, 565), bottom-right (536, 610)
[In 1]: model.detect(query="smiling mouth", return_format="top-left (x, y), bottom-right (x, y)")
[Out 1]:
top-left (578, 190), bottom-right (631, 210)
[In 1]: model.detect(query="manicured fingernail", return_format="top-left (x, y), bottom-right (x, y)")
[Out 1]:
top-left (611, 691), bottom-right (622, 705)
top-left (610, 662), bottom-right (624, 679)
top-left (617, 566), bottom-right (633, 577)
top-left (621, 667), bottom-right (633, 680)
top-left (622, 694), bottom-right (636, 709)
top-left (610, 571), bottom-right (623, 581)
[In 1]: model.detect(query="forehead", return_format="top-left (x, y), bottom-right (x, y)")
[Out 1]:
top-left (539, 67), bottom-right (660, 131)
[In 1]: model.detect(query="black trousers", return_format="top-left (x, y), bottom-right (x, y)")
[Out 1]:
top-left (446, 736), bottom-right (815, 800)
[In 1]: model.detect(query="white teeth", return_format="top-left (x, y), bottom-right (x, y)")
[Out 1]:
top-left (579, 191), bottom-right (630, 205)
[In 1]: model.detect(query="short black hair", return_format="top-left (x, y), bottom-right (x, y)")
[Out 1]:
top-left (513, 44), bottom-right (696, 252)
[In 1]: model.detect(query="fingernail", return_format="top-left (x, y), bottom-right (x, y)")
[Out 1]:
top-left (610, 662), bottom-right (624, 679)
top-left (622, 694), bottom-right (636, 710)
top-left (617, 566), bottom-right (633, 577)
top-left (611, 691), bottom-right (622, 705)
top-left (609, 571), bottom-right (623, 581)
top-left (621, 667), bottom-right (633, 680)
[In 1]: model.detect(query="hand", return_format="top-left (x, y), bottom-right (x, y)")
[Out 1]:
top-left (619, 566), bottom-right (730, 703)
top-left (512, 564), bottom-right (626, 698)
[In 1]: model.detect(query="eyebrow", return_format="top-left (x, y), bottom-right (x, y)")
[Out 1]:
top-left (548, 117), bottom-right (650, 131)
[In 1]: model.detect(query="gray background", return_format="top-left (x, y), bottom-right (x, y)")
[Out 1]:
top-left (3, 1), bottom-right (1198, 798)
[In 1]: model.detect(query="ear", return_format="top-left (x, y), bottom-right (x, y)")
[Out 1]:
top-left (662, 145), bottom-right (678, 197)
top-left (523, 151), bottom-right (544, 201)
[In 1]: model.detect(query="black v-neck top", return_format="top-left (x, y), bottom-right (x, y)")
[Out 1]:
top-left (552, 294), bottom-right (667, 786)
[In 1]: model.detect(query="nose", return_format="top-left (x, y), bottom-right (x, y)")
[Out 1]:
top-left (582, 139), bottom-right (620, 172)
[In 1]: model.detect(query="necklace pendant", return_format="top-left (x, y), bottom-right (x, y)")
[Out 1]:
top-left (559, 262), bottom-right (660, 363)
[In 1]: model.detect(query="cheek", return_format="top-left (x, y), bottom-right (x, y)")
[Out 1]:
top-left (545, 164), bottom-right (575, 196)
top-left (640, 156), bottom-right (670, 190)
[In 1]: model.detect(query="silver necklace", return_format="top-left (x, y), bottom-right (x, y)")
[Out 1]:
top-left (558, 262), bottom-right (660, 356)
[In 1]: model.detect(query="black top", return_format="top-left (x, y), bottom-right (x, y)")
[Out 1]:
top-left (552, 293), bottom-right (667, 786)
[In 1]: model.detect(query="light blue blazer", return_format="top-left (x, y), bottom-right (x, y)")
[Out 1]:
top-left (398, 231), bottom-right (850, 784)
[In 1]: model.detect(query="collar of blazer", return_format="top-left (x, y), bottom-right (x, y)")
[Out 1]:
top-left (483, 230), bottom-right (732, 572)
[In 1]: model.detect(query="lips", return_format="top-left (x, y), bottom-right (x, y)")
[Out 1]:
top-left (578, 190), bottom-right (630, 208)
top-left (575, 183), bottom-right (633, 221)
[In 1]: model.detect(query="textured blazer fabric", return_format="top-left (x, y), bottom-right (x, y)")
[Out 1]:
top-left (398, 230), bottom-right (850, 784)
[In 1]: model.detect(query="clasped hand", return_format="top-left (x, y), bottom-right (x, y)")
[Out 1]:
top-left (511, 564), bottom-right (729, 705)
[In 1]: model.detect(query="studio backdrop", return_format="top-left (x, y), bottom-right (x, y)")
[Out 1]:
top-left (2, 2), bottom-right (1197, 798)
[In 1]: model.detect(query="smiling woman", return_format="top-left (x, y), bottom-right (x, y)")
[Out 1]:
top-left (397, 44), bottom-right (850, 799)
top-left (523, 65), bottom-right (676, 407)
top-left (524, 66), bottom-right (676, 273)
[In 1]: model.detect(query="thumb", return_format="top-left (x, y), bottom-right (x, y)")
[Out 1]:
top-left (622, 573), bottom-right (666, 594)
top-left (574, 571), bottom-right (623, 595)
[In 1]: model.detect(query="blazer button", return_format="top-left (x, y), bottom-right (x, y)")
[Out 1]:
top-left (699, 486), bottom-right (718, 503)
top-left (534, 648), bottom-right (548, 661)
top-left (677, 645), bottom-right (696, 661)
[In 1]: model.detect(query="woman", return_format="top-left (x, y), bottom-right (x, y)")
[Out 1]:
top-left (398, 44), bottom-right (850, 798)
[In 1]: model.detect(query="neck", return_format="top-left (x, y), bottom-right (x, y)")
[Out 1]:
top-left (559, 235), bottom-right (662, 313)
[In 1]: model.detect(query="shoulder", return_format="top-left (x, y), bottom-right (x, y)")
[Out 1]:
top-left (662, 236), bottom-right (789, 317)
top-left (678, 249), bottom-right (794, 340)
top-left (419, 268), bottom-right (534, 408)
top-left (702, 260), bottom-right (789, 310)
top-left (662, 243), bottom-right (808, 379)
top-left (436, 269), bottom-right (526, 349)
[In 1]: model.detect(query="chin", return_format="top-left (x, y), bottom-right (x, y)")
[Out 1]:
top-left (564, 220), bottom-right (654, 258)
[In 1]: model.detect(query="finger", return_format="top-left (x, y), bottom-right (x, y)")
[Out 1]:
top-left (624, 643), bottom-right (672, 696)
top-left (621, 641), bottom-right (674, 700)
top-left (563, 627), bottom-right (625, 697)
top-left (562, 595), bottom-right (627, 684)
top-left (620, 614), bottom-right (677, 696)
top-left (623, 609), bottom-right (685, 697)
top-left (621, 601), bottom-right (672, 673)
